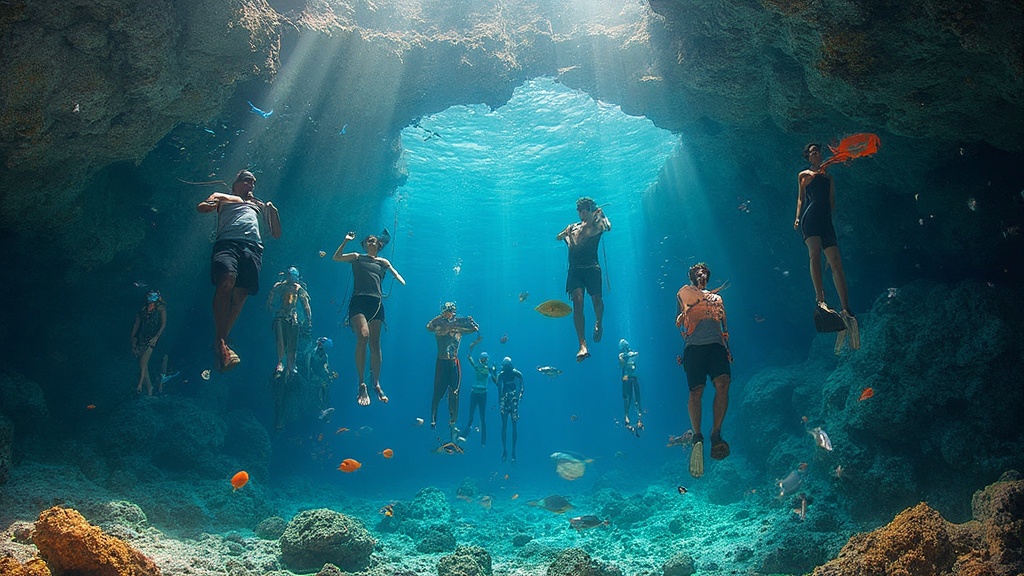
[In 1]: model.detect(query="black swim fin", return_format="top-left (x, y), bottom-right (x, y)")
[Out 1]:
top-left (813, 302), bottom-right (847, 333)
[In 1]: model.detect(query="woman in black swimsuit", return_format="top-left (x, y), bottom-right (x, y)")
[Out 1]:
top-left (333, 230), bottom-right (406, 406)
top-left (794, 143), bottom-right (853, 317)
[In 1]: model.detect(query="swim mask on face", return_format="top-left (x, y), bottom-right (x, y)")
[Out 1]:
top-left (146, 290), bottom-right (160, 303)
top-left (479, 352), bottom-right (489, 360)
top-left (501, 357), bottom-right (512, 368)
top-left (619, 339), bottom-right (630, 351)
top-left (287, 267), bottom-right (300, 281)
top-left (441, 301), bottom-right (457, 314)
top-left (316, 337), bottom-right (333, 349)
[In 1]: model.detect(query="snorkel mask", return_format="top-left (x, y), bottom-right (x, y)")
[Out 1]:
top-left (146, 290), bottom-right (160, 303)
top-left (287, 266), bottom-right (300, 281)
top-left (441, 301), bottom-right (457, 315)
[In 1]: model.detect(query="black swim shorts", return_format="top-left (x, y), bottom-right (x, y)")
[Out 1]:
top-left (348, 294), bottom-right (385, 323)
top-left (682, 343), bottom-right (730, 391)
top-left (211, 240), bottom-right (263, 295)
top-left (565, 265), bottom-right (603, 297)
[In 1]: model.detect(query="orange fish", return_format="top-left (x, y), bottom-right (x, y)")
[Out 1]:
top-left (338, 458), bottom-right (362, 473)
top-left (335, 427), bottom-right (349, 434)
top-left (231, 471), bottom-right (249, 491)
top-left (859, 387), bottom-right (874, 401)
top-left (86, 404), bottom-right (96, 410)
top-left (381, 448), bottom-right (394, 459)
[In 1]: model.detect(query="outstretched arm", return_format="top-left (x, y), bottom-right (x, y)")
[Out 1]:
top-left (333, 231), bottom-right (358, 262)
top-left (197, 192), bottom-right (235, 213)
top-left (556, 223), bottom-right (572, 242)
top-left (380, 258), bottom-right (406, 285)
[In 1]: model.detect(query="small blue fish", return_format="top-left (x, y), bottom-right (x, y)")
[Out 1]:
top-left (247, 101), bottom-right (273, 118)
top-left (204, 128), bottom-right (216, 135)
top-left (339, 123), bottom-right (347, 135)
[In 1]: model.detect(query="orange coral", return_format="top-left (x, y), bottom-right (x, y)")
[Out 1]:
top-left (0, 556), bottom-right (51, 576)
top-left (32, 506), bottom-right (161, 576)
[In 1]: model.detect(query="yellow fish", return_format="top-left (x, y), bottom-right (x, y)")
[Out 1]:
top-left (535, 300), bottom-right (572, 318)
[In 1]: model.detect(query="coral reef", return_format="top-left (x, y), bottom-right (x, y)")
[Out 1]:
top-left (813, 472), bottom-right (1024, 575)
top-left (32, 505), bottom-right (161, 576)
top-left (738, 280), bottom-right (1024, 523)
top-left (279, 508), bottom-right (375, 573)
top-left (0, 556), bottom-right (50, 576)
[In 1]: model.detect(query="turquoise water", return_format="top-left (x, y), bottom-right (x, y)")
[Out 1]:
top-left (268, 78), bottom-right (721, 496)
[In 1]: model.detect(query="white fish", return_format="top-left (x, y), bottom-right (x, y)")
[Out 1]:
top-left (536, 366), bottom-right (563, 377)
top-left (319, 407), bottom-right (335, 421)
top-left (809, 427), bottom-right (833, 451)
top-left (201, 369), bottom-right (211, 381)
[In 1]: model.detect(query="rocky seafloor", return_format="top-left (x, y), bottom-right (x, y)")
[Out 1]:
top-left (2, 280), bottom-right (1023, 575)
top-left (1, 464), bottom-right (1022, 576)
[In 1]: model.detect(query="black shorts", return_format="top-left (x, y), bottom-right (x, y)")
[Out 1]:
top-left (211, 240), bottom-right (263, 295)
top-left (566, 265), bottom-right (602, 297)
top-left (682, 343), bottom-right (730, 391)
top-left (349, 294), bottom-right (385, 323)
top-left (800, 211), bottom-right (838, 249)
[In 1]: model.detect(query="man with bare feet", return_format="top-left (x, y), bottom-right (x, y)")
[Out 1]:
top-left (197, 169), bottom-right (281, 372)
top-left (556, 197), bottom-right (611, 362)
top-left (675, 262), bottom-right (731, 478)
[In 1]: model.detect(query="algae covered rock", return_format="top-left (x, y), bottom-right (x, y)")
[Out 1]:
top-left (437, 545), bottom-right (492, 576)
top-left (417, 523), bottom-right (456, 553)
top-left (255, 515), bottom-right (288, 540)
top-left (32, 506), bottom-right (161, 576)
top-left (280, 508), bottom-right (375, 572)
top-left (662, 552), bottom-right (695, 576)
top-left (547, 548), bottom-right (621, 576)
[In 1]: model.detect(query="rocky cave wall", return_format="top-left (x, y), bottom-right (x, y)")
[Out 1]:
top-left (0, 0), bottom-right (1021, 398)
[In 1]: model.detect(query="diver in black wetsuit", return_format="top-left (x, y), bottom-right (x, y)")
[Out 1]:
top-left (794, 143), bottom-right (858, 347)
top-left (556, 197), bottom-right (611, 362)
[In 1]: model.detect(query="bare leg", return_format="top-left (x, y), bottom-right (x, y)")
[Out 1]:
top-left (500, 413), bottom-right (509, 461)
top-left (212, 275), bottom-right (237, 357)
top-left (273, 320), bottom-right (285, 372)
top-left (710, 374), bottom-right (731, 460)
top-left (634, 381), bottom-right (644, 428)
top-left (285, 323), bottom-right (298, 372)
top-left (570, 289), bottom-right (588, 360)
top-left (804, 237), bottom-right (826, 303)
top-left (368, 320), bottom-right (387, 402)
top-left (710, 374), bottom-right (730, 438)
top-left (225, 288), bottom-right (249, 338)
top-left (511, 419), bottom-right (518, 462)
top-left (823, 246), bottom-right (851, 313)
top-left (592, 294), bottom-right (604, 342)
top-left (687, 385), bottom-right (705, 439)
top-left (138, 347), bottom-right (154, 395)
top-left (351, 314), bottom-right (371, 406)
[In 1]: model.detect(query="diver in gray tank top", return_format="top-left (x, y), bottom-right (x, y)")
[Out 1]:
top-left (197, 169), bottom-right (281, 373)
top-left (333, 229), bottom-right (406, 407)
